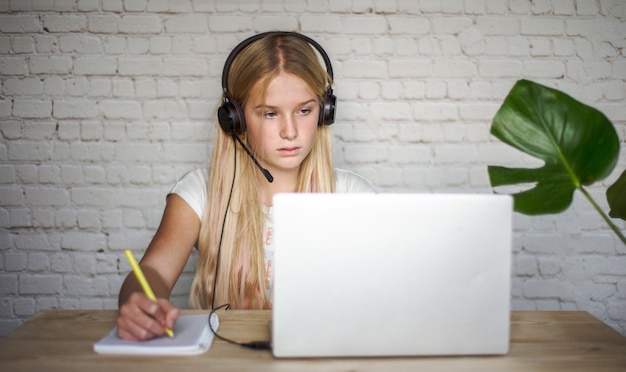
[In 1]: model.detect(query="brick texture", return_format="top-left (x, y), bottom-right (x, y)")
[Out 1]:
top-left (1, 0), bottom-right (626, 339)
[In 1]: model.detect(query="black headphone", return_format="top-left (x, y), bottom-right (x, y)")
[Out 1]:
top-left (217, 31), bottom-right (336, 135)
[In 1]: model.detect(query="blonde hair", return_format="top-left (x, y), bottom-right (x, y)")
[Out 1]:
top-left (190, 33), bottom-right (336, 309)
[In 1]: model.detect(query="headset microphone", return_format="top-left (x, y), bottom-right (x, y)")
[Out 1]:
top-left (233, 134), bottom-right (274, 183)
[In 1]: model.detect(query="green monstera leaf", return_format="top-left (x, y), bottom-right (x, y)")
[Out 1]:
top-left (488, 79), bottom-right (626, 244)
top-left (608, 169), bottom-right (626, 220)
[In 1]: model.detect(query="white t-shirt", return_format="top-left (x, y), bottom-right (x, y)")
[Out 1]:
top-left (169, 168), bottom-right (376, 289)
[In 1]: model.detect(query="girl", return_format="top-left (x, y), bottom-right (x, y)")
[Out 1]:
top-left (117, 32), bottom-right (376, 341)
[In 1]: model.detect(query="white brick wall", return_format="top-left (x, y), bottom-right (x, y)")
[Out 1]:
top-left (1, 0), bottom-right (625, 338)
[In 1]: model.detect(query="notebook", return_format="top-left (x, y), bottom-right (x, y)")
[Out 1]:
top-left (271, 193), bottom-right (513, 358)
top-left (93, 314), bottom-right (219, 355)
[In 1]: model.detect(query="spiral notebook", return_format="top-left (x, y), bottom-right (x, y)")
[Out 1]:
top-left (93, 313), bottom-right (219, 356)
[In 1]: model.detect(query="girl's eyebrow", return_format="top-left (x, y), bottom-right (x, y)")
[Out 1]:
top-left (254, 99), bottom-right (318, 110)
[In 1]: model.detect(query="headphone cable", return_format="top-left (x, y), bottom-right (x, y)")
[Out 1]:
top-left (208, 136), bottom-right (271, 350)
top-left (208, 303), bottom-right (271, 350)
top-left (210, 136), bottom-right (236, 311)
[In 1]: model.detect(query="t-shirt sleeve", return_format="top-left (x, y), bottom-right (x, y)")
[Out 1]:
top-left (168, 168), bottom-right (207, 220)
top-left (334, 168), bottom-right (377, 193)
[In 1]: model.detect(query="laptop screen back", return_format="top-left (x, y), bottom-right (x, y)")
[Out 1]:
top-left (271, 193), bottom-right (513, 358)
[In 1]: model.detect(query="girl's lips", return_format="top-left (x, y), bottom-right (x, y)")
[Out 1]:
top-left (278, 147), bottom-right (301, 156)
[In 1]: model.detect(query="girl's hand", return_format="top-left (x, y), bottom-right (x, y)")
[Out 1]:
top-left (116, 292), bottom-right (180, 341)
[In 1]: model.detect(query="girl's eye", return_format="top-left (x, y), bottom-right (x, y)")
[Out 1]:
top-left (264, 111), bottom-right (277, 119)
top-left (299, 108), bottom-right (312, 115)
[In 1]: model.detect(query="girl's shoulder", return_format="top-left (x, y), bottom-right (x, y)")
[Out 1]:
top-left (334, 168), bottom-right (377, 193)
top-left (169, 168), bottom-right (208, 220)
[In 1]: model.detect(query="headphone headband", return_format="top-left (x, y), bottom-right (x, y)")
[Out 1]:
top-left (221, 31), bottom-right (334, 97)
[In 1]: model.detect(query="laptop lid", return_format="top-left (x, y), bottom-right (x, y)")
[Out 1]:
top-left (271, 193), bottom-right (513, 358)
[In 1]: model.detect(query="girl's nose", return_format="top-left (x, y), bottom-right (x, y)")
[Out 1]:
top-left (280, 115), bottom-right (297, 140)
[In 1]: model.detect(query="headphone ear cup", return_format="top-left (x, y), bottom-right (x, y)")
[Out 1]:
top-left (319, 91), bottom-right (336, 126)
top-left (218, 99), bottom-right (246, 134)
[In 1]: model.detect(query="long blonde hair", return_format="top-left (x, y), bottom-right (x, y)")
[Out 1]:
top-left (190, 33), bottom-right (336, 309)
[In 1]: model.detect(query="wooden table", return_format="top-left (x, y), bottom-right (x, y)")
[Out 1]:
top-left (1, 310), bottom-right (625, 371)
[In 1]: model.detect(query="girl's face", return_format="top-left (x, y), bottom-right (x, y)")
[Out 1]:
top-left (244, 72), bottom-right (319, 177)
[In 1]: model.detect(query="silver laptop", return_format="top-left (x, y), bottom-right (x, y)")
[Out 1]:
top-left (271, 193), bottom-right (513, 358)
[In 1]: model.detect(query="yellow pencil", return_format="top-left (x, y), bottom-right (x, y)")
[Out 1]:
top-left (124, 249), bottom-right (174, 338)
